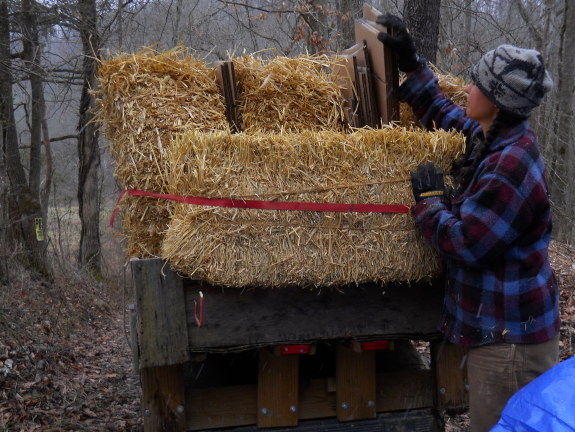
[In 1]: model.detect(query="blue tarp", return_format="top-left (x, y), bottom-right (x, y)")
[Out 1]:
top-left (490, 355), bottom-right (575, 432)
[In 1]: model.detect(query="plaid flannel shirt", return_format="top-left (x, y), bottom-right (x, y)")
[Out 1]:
top-left (398, 63), bottom-right (560, 347)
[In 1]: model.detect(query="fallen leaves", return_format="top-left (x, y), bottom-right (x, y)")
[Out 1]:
top-left (0, 275), bottom-right (141, 431)
top-left (1, 241), bottom-right (574, 432)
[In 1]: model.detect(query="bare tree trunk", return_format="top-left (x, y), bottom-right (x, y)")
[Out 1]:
top-left (301, 0), bottom-right (330, 54)
top-left (1, 0), bottom-right (49, 276)
top-left (40, 97), bottom-right (52, 213)
top-left (77, 0), bottom-right (102, 278)
top-left (550, 0), bottom-right (575, 241)
top-left (22, 0), bottom-right (51, 274)
top-left (512, 0), bottom-right (543, 52)
top-left (117, 0), bottom-right (123, 50)
top-left (22, 0), bottom-right (42, 198)
top-left (172, 0), bottom-right (183, 46)
top-left (0, 1), bottom-right (24, 200)
top-left (336, 0), bottom-right (362, 51)
top-left (462, 0), bottom-right (472, 64)
top-left (0, 1), bottom-right (16, 283)
top-left (404, 0), bottom-right (441, 64)
top-left (0, 126), bottom-right (9, 284)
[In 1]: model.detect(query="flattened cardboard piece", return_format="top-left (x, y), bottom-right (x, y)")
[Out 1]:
top-left (331, 55), bottom-right (355, 104)
top-left (354, 18), bottom-right (399, 124)
top-left (359, 66), bottom-right (379, 128)
top-left (373, 75), bottom-right (399, 124)
top-left (362, 3), bottom-right (400, 122)
top-left (362, 3), bottom-right (381, 22)
top-left (214, 60), bottom-right (226, 94)
top-left (331, 45), bottom-right (369, 127)
top-left (341, 43), bottom-right (365, 66)
top-left (354, 19), bottom-right (385, 82)
top-left (333, 63), bottom-right (357, 126)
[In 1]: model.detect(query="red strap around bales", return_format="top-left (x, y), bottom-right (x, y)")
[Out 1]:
top-left (109, 189), bottom-right (410, 227)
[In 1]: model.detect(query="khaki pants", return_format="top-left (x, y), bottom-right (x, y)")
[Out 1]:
top-left (467, 334), bottom-right (559, 432)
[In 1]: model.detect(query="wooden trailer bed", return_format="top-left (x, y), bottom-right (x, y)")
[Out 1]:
top-left (130, 258), bottom-right (468, 431)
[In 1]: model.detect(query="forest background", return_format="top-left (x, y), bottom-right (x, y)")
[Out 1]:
top-left (0, 0), bottom-right (573, 282)
top-left (0, 0), bottom-right (574, 430)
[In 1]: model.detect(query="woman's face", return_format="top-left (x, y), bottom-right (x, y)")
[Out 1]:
top-left (465, 84), bottom-right (499, 128)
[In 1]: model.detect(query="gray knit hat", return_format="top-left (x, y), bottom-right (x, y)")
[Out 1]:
top-left (470, 44), bottom-right (553, 117)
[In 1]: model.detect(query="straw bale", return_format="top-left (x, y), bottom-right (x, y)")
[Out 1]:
top-left (95, 47), bottom-right (229, 187)
top-left (233, 54), bottom-right (346, 134)
top-left (161, 127), bottom-right (464, 288)
top-left (115, 196), bottom-right (172, 258)
top-left (400, 65), bottom-right (468, 127)
top-left (95, 47), bottom-right (228, 257)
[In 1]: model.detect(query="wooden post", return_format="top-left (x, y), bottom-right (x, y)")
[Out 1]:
top-left (132, 258), bottom-right (190, 431)
top-left (132, 258), bottom-right (189, 368)
top-left (257, 348), bottom-right (299, 428)
top-left (336, 343), bottom-right (377, 421)
top-left (141, 364), bottom-right (186, 431)
top-left (128, 303), bottom-right (139, 376)
top-left (431, 340), bottom-right (468, 411)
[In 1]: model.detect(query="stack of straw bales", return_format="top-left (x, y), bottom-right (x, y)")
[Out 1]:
top-left (95, 48), bottom-right (228, 257)
top-left (97, 48), bottom-right (467, 287)
top-left (161, 127), bottom-right (463, 287)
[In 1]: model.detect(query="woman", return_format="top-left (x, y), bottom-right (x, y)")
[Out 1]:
top-left (377, 14), bottom-right (561, 432)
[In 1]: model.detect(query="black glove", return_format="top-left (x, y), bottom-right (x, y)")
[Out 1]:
top-left (376, 14), bottom-right (420, 73)
top-left (410, 162), bottom-right (446, 203)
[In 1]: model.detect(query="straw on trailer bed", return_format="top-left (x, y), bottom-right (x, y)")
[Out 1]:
top-left (161, 126), bottom-right (465, 288)
top-left (95, 47), bottom-right (228, 257)
top-left (233, 54), bottom-right (347, 133)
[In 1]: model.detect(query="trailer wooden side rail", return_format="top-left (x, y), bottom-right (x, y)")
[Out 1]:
top-left (130, 258), bottom-right (468, 431)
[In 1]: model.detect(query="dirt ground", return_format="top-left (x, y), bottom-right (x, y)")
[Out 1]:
top-left (1, 241), bottom-right (574, 431)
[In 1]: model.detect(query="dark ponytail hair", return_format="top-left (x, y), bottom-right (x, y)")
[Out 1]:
top-left (452, 110), bottom-right (526, 192)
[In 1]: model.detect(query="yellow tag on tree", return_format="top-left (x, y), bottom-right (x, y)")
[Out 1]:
top-left (34, 218), bottom-right (44, 241)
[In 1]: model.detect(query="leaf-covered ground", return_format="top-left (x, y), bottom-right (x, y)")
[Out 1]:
top-left (0, 272), bottom-right (142, 431)
top-left (1, 241), bottom-right (573, 431)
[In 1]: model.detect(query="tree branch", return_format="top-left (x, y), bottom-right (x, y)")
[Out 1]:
top-left (511, 0), bottom-right (543, 47)
top-left (215, 1), bottom-right (294, 15)
top-left (50, 134), bottom-right (78, 143)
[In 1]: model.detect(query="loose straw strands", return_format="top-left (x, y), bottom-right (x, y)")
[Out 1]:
top-left (161, 127), bottom-right (464, 287)
top-left (431, 64), bottom-right (468, 106)
top-left (400, 64), bottom-right (468, 127)
top-left (94, 47), bottom-right (229, 257)
top-left (233, 54), bottom-right (346, 134)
